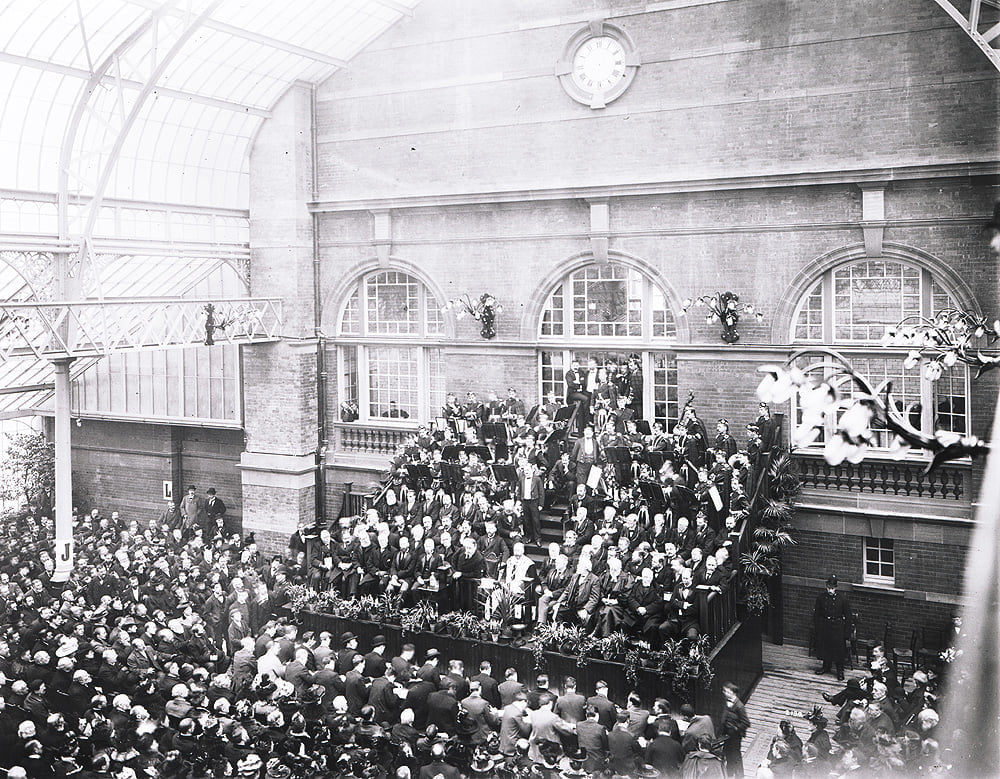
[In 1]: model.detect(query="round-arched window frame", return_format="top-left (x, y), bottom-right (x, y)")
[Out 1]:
top-left (789, 257), bottom-right (969, 448)
top-left (536, 261), bottom-right (679, 428)
top-left (336, 270), bottom-right (445, 425)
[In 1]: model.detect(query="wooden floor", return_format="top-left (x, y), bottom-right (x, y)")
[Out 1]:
top-left (741, 641), bottom-right (855, 777)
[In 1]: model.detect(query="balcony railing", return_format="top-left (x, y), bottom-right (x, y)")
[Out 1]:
top-left (331, 421), bottom-right (416, 464)
top-left (796, 453), bottom-right (967, 501)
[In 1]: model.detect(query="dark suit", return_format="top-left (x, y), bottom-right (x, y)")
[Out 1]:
top-left (586, 694), bottom-right (619, 731)
top-left (555, 572), bottom-right (600, 626)
top-left (363, 650), bottom-right (387, 679)
top-left (344, 670), bottom-right (369, 714)
top-left (646, 734), bottom-right (685, 776)
top-left (576, 720), bottom-right (609, 774)
top-left (554, 692), bottom-right (587, 725)
top-left (470, 672), bottom-right (500, 708)
top-left (425, 690), bottom-right (459, 732)
top-left (608, 727), bottom-right (643, 775)
top-left (519, 471), bottom-right (544, 543)
top-left (813, 589), bottom-right (851, 674)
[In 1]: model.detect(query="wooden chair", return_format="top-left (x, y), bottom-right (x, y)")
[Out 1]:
top-left (917, 626), bottom-right (946, 670)
top-left (851, 615), bottom-right (883, 670)
top-left (890, 625), bottom-right (917, 680)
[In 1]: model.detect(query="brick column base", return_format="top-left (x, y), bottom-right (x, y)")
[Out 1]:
top-left (239, 452), bottom-right (316, 556)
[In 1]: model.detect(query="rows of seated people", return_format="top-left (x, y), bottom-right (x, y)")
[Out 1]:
top-left (292, 388), bottom-right (774, 644)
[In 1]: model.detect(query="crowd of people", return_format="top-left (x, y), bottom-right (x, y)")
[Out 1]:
top-left (757, 646), bottom-right (950, 777)
top-left (0, 502), bottom-right (758, 778)
top-left (0, 359), bottom-right (953, 778)
top-left (312, 369), bottom-right (778, 644)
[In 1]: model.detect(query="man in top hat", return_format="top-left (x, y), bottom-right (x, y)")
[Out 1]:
top-left (180, 486), bottom-right (205, 538)
top-left (812, 574), bottom-right (851, 680)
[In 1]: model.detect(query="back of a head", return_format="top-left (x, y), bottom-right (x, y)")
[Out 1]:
top-left (679, 703), bottom-right (695, 720)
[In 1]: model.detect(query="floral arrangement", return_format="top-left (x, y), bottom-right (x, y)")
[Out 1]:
top-left (399, 600), bottom-right (439, 635)
top-left (287, 589), bottom-right (713, 694)
top-left (882, 307), bottom-right (1000, 380)
top-left (339, 400), bottom-right (359, 423)
top-left (757, 347), bottom-right (990, 473)
top-left (679, 291), bottom-right (764, 343)
top-left (443, 293), bottom-right (502, 339)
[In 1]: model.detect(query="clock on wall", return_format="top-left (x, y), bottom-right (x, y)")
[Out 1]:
top-left (555, 20), bottom-right (640, 109)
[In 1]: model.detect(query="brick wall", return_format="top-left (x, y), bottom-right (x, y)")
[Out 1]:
top-left (71, 420), bottom-right (243, 531)
top-left (314, 0), bottom-right (997, 201)
top-left (245, 0), bottom-right (999, 637)
top-left (782, 529), bottom-right (965, 648)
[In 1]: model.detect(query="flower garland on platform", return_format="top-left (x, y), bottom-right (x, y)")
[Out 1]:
top-left (443, 293), bottom-right (502, 339)
top-left (285, 585), bottom-right (714, 697)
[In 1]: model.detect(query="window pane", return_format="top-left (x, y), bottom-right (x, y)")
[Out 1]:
top-left (845, 357), bottom-right (920, 447)
top-left (540, 285), bottom-right (564, 337)
top-left (571, 264), bottom-right (642, 337)
top-left (367, 345), bottom-right (418, 419)
top-left (428, 348), bottom-right (446, 419)
top-left (934, 367), bottom-right (967, 434)
top-left (426, 296), bottom-right (444, 335)
top-left (340, 288), bottom-right (360, 335)
top-left (794, 280), bottom-right (824, 341)
top-left (649, 284), bottom-right (676, 339)
top-left (339, 347), bottom-right (359, 422)
top-left (652, 352), bottom-right (678, 429)
top-left (833, 261), bottom-right (921, 342)
top-left (931, 278), bottom-right (956, 316)
top-left (366, 271), bottom-right (419, 335)
top-left (540, 351), bottom-right (565, 403)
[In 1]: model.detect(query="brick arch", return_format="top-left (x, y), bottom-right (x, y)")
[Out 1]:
top-left (519, 250), bottom-right (691, 343)
top-left (320, 257), bottom-right (455, 339)
top-left (771, 242), bottom-right (981, 343)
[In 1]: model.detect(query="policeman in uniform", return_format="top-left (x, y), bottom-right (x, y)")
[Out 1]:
top-left (813, 574), bottom-right (851, 680)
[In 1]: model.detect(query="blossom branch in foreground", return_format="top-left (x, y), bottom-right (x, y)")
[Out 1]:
top-left (757, 348), bottom-right (990, 474)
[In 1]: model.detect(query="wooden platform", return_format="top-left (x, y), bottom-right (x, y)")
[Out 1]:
top-left (741, 641), bottom-right (854, 776)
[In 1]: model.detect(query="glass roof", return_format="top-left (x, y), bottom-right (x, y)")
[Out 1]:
top-left (0, 0), bottom-right (420, 208)
top-left (0, 0), bottom-right (420, 416)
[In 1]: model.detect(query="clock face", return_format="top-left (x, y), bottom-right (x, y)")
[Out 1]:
top-left (571, 36), bottom-right (627, 94)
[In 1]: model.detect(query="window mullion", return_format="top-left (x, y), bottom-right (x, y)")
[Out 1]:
top-left (358, 346), bottom-right (370, 423)
top-left (822, 271), bottom-right (835, 342)
top-left (417, 346), bottom-right (428, 424)
top-left (919, 358), bottom-right (934, 435)
top-left (563, 278), bottom-right (573, 337)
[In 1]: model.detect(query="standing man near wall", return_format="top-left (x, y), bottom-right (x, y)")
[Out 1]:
top-left (180, 485), bottom-right (206, 539)
top-left (205, 487), bottom-right (227, 535)
top-left (812, 574), bottom-right (850, 681)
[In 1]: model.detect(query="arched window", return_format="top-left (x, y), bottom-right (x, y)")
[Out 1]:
top-left (337, 270), bottom-right (444, 424)
top-left (791, 258), bottom-right (968, 446)
top-left (538, 262), bottom-right (678, 427)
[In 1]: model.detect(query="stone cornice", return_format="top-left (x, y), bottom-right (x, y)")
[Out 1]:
top-left (309, 162), bottom-right (1000, 213)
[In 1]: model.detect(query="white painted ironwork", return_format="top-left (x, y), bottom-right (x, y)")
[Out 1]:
top-left (0, 297), bottom-right (282, 362)
top-left (930, 0), bottom-right (1000, 71)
